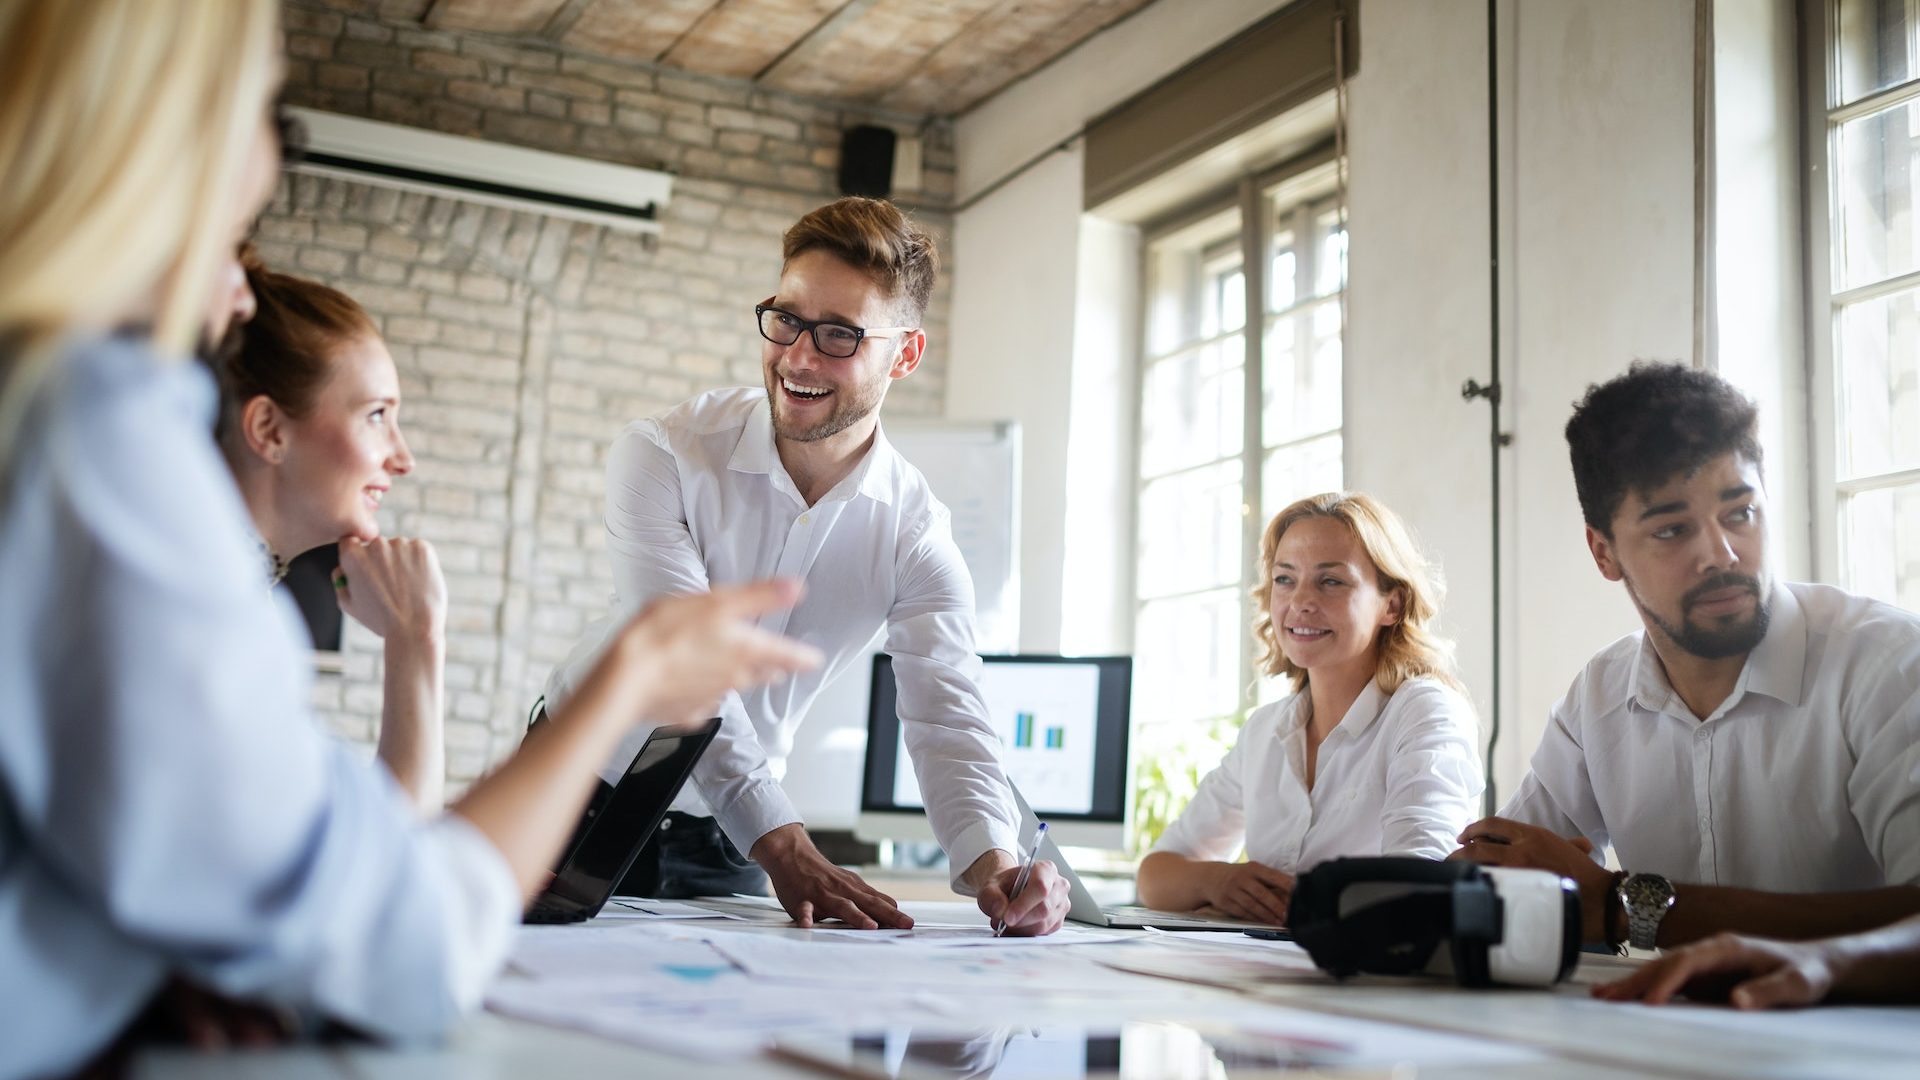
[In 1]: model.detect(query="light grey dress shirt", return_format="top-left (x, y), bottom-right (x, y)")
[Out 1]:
top-left (0, 338), bottom-right (517, 1079)
top-left (1502, 581), bottom-right (1920, 891)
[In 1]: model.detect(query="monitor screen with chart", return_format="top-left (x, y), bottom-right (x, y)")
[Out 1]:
top-left (858, 654), bottom-right (1131, 849)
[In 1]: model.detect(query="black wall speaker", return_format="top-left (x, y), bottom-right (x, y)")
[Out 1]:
top-left (838, 125), bottom-right (897, 199)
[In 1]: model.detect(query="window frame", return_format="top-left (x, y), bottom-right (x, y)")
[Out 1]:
top-left (1803, 0), bottom-right (1920, 594)
top-left (1129, 143), bottom-right (1343, 727)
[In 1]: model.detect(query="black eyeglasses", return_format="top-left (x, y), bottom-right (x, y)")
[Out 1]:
top-left (755, 301), bottom-right (913, 360)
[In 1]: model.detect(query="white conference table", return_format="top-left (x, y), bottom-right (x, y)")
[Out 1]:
top-left (131, 897), bottom-right (1920, 1080)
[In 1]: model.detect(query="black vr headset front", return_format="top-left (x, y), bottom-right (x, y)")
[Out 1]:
top-left (1288, 857), bottom-right (1583, 987)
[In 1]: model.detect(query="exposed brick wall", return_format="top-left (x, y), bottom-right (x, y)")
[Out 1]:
top-left (264, 1), bottom-right (956, 786)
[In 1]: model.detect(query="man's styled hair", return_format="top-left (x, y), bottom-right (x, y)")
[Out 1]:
top-left (782, 196), bottom-right (939, 323)
top-left (1565, 361), bottom-right (1763, 537)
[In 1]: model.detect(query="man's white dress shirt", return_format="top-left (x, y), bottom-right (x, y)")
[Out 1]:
top-left (1501, 581), bottom-right (1920, 890)
top-left (1152, 676), bottom-right (1484, 870)
top-left (547, 387), bottom-right (1020, 880)
top-left (0, 338), bottom-right (518, 1079)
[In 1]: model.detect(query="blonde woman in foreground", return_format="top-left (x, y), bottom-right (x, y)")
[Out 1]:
top-left (1135, 493), bottom-right (1484, 923)
top-left (0, 3), bottom-right (817, 1076)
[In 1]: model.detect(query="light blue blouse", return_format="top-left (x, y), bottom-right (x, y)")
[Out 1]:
top-left (0, 337), bottom-right (515, 1078)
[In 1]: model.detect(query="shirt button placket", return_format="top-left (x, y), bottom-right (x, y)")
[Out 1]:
top-left (762, 511), bottom-right (814, 636)
top-left (1693, 723), bottom-right (1715, 883)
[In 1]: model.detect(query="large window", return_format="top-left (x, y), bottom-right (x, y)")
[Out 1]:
top-left (1132, 160), bottom-right (1346, 756)
top-left (1814, 0), bottom-right (1920, 611)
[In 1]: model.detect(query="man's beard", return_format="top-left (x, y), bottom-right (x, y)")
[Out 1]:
top-left (1626, 569), bottom-right (1772, 660)
top-left (767, 372), bottom-right (884, 443)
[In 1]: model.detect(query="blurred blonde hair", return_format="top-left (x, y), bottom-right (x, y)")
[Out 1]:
top-left (0, 0), bottom-right (280, 462)
top-left (1251, 491), bottom-right (1461, 695)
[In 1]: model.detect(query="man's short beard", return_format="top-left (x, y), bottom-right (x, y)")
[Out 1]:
top-left (772, 391), bottom-right (878, 443)
top-left (1625, 569), bottom-right (1772, 660)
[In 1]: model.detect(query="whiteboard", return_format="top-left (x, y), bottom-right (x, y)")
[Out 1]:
top-left (780, 420), bottom-right (1022, 828)
top-left (888, 420), bottom-right (1021, 651)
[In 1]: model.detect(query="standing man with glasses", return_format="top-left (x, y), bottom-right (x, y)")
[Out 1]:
top-left (539, 197), bottom-right (1069, 935)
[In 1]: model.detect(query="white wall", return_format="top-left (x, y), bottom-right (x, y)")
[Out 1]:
top-left (1346, 0), bottom-right (1701, 801)
top-left (1342, 0), bottom-right (1501, 794)
top-left (1060, 216), bottom-right (1143, 655)
top-left (1713, 0), bottom-right (1809, 580)
top-left (1503, 0), bottom-right (1701, 796)
top-left (948, 147), bottom-right (1087, 651)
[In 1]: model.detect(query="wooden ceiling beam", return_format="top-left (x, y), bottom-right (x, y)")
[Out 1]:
top-left (654, 0), bottom-right (737, 64)
top-left (751, 0), bottom-right (885, 84)
top-left (862, 0), bottom-right (1014, 102)
top-left (420, 0), bottom-right (569, 33)
top-left (540, 0), bottom-right (601, 40)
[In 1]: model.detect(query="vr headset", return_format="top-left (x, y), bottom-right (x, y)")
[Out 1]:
top-left (1287, 857), bottom-right (1581, 987)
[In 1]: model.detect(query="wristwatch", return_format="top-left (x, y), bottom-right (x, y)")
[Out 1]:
top-left (1618, 872), bottom-right (1676, 950)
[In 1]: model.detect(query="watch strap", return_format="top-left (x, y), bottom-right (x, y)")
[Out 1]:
top-left (1620, 873), bottom-right (1676, 951)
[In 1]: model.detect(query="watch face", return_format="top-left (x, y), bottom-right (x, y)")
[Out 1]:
top-left (1625, 874), bottom-right (1675, 907)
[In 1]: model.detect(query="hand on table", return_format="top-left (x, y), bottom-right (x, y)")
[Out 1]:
top-left (1593, 933), bottom-right (1839, 1009)
top-left (754, 823), bottom-right (911, 929)
top-left (1450, 816), bottom-right (1615, 942)
top-left (1199, 861), bottom-right (1295, 924)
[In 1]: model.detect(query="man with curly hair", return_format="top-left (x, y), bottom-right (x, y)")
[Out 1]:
top-left (1453, 362), bottom-right (1920, 957)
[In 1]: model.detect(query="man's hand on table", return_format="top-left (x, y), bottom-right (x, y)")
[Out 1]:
top-left (967, 849), bottom-right (1069, 937)
top-left (1450, 816), bottom-right (1617, 942)
top-left (752, 822), bottom-right (912, 929)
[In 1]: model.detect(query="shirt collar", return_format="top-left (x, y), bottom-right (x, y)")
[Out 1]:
top-left (1742, 580), bottom-right (1808, 707)
top-left (1332, 679), bottom-right (1391, 738)
top-left (725, 399), bottom-right (897, 508)
top-left (1625, 578), bottom-right (1808, 714)
top-left (853, 422), bottom-right (898, 506)
top-left (1278, 678), bottom-right (1390, 739)
top-left (727, 401), bottom-right (779, 477)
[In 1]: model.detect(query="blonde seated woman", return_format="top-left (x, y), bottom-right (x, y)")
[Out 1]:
top-left (1135, 492), bottom-right (1484, 924)
top-left (0, 3), bottom-right (816, 1074)
top-left (215, 264), bottom-right (448, 811)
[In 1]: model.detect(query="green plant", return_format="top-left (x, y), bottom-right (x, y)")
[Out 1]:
top-left (1127, 712), bottom-right (1246, 855)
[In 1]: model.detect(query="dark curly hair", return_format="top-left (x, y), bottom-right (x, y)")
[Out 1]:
top-left (1565, 361), bottom-right (1762, 537)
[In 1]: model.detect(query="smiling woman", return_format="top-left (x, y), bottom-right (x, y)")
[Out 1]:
top-left (213, 264), bottom-right (452, 810)
top-left (1134, 491), bottom-right (1483, 923)
top-left (215, 265), bottom-right (412, 565)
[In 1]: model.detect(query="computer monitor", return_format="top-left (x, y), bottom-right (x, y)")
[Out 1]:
top-left (857, 654), bottom-right (1131, 850)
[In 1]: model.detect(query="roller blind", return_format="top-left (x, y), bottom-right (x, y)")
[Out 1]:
top-left (1083, 0), bottom-right (1358, 208)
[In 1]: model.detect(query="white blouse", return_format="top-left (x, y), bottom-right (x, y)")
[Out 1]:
top-left (1152, 676), bottom-right (1484, 871)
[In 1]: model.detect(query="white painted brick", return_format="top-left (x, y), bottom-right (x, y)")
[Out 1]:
top-left (417, 346), bottom-right (520, 383)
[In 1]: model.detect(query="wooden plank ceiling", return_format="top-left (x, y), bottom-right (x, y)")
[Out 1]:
top-left (421, 0), bottom-right (1158, 115)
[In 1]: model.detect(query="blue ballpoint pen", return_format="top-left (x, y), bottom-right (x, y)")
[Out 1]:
top-left (993, 822), bottom-right (1048, 937)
